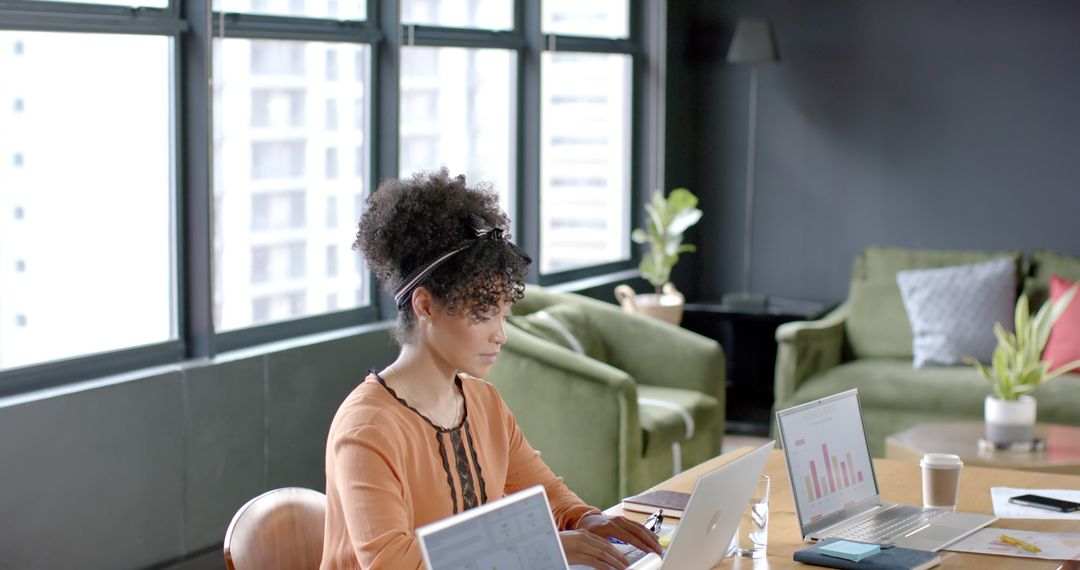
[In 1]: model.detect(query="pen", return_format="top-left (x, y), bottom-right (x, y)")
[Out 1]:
top-left (643, 509), bottom-right (664, 534)
top-left (998, 533), bottom-right (1042, 553)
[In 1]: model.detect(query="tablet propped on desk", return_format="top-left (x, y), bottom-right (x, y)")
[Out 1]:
top-left (621, 489), bottom-right (690, 519)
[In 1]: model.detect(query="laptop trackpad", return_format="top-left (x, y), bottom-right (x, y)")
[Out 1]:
top-left (897, 524), bottom-right (961, 551)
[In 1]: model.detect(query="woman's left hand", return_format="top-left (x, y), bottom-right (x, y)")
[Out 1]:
top-left (577, 513), bottom-right (663, 555)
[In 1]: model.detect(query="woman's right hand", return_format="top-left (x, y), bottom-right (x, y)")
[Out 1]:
top-left (558, 530), bottom-right (630, 569)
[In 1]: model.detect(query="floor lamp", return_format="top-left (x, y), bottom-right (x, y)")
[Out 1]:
top-left (721, 18), bottom-right (780, 310)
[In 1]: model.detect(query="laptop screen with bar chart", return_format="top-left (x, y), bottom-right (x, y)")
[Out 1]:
top-left (776, 389), bottom-right (880, 528)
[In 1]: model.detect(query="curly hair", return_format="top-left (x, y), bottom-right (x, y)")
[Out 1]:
top-left (354, 169), bottom-right (530, 344)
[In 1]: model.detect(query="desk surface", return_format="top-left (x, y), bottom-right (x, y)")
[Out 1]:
top-left (605, 449), bottom-right (1080, 569)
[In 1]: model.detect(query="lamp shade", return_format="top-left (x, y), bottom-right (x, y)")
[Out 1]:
top-left (726, 18), bottom-right (780, 64)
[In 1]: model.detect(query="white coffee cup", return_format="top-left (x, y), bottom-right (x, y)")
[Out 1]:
top-left (920, 453), bottom-right (963, 510)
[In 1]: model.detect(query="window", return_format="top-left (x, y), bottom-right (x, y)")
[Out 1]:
top-left (325, 98), bottom-right (338, 131)
top-left (251, 242), bottom-right (306, 284)
top-left (325, 147), bottom-right (339, 179)
top-left (399, 47), bottom-right (515, 213)
top-left (251, 89), bottom-right (305, 128)
top-left (214, 38), bottom-right (371, 332)
top-left (401, 0), bottom-right (512, 30)
top-left (325, 196), bottom-right (338, 228)
top-left (543, 0), bottom-right (629, 39)
top-left (326, 245), bottom-right (339, 277)
top-left (326, 50), bottom-right (338, 81)
top-left (251, 140), bottom-right (306, 179)
top-left (540, 52), bottom-right (632, 274)
top-left (250, 41), bottom-right (306, 75)
top-left (215, 0), bottom-right (364, 21)
top-left (0, 31), bottom-right (174, 372)
top-left (251, 291), bottom-right (308, 325)
top-left (251, 191), bottom-right (306, 231)
top-left (0, 0), bottom-right (660, 393)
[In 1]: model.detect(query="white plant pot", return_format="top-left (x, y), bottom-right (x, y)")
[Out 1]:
top-left (984, 395), bottom-right (1036, 445)
top-left (614, 283), bottom-right (685, 326)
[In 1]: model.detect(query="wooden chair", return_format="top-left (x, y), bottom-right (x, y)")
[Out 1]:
top-left (223, 487), bottom-right (327, 570)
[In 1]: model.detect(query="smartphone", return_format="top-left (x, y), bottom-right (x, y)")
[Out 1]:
top-left (1009, 494), bottom-right (1080, 513)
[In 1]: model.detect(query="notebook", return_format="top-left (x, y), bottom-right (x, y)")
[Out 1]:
top-left (621, 489), bottom-right (690, 518)
top-left (416, 485), bottom-right (569, 570)
top-left (571, 440), bottom-right (776, 570)
top-left (794, 538), bottom-right (941, 570)
top-left (775, 389), bottom-right (996, 551)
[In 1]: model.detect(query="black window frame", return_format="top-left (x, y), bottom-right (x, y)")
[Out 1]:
top-left (0, 0), bottom-right (666, 396)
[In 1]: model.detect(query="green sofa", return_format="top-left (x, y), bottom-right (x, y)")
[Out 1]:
top-left (773, 247), bottom-right (1080, 457)
top-left (486, 286), bottom-right (725, 508)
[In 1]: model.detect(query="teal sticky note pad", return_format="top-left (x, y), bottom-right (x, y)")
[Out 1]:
top-left (817, 540), bottom-right (881, 562)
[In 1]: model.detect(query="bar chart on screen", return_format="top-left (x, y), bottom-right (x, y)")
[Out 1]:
top-left (783, 396), bottom-right (878, 522)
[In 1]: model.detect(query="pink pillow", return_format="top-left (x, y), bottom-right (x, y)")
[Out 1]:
top-left (1043, 274), bottom-right (1080, 373)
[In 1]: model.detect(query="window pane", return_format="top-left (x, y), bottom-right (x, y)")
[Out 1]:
top-left (540, 52), bottom-right (631, 274)
top-left (214, 39), bottom-right (371, 331)
top-left (27, 0), bottom-right (167, 8)
top-left (543, 0), bottom-right (629, 39)
top-left (401, 0), bottom-right (512, 30)
top-left (214, 0), bottom-right (365, 20)
top-left (399, 47), bottom-right (515, 215)
top-left (0, 32), bottom-right (173, 370)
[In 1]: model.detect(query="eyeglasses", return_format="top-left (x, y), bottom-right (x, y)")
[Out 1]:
top-left (643, 509), bottom-right (664, 534)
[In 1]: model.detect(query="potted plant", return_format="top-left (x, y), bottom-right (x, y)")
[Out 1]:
top-left (614, 188), bottom-right (702, 325)
top-left (968, 285), bottom-right (1080, 446)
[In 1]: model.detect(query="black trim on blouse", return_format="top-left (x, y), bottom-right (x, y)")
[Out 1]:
top-left (372, 369), bottom-right (488, 514)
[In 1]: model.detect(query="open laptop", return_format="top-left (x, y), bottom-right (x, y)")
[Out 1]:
top-left (775, 389), bottom-right (996, 551)
top-left (419, 441), bottom-right (773, 570)
top-left (571, 440), bottom-right (775, 570)
top-left (416, 485), bottom-right (569, 570)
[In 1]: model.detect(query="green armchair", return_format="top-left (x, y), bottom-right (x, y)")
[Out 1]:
top-left (486, 286), bottom-right (725, 508)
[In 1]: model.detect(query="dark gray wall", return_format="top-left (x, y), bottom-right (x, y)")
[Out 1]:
top-left (0, 326), bottom-right (399, 570)
top-left (668, 0), bottom-right (1080, 305)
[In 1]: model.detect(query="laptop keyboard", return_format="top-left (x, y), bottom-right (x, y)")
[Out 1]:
top-left (834, 507), bottom-right (948, 543)
top-left (613, 541), bottom-right (650, 564)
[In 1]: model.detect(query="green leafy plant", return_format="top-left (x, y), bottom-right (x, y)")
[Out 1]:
top-left (967, 285), bottom-right (1080, 400)
top-left (630, 188), bottom-right (703, 292)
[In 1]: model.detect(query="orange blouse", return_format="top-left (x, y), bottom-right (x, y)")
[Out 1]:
top-left (321, 373), bottom-right (599, 569)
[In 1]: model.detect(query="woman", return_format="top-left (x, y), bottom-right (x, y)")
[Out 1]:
top-left (321, 170), bottom-right (662, 569)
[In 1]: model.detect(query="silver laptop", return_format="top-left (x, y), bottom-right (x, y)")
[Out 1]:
top-left (776, 389), bottom-right (996, 551)
top-left (571, 440), bottom-right (775, 570)
top-left (416, 485), bottom-right (569, 570)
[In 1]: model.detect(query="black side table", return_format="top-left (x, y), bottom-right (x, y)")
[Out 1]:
top-left (681, 298), bottom-right (827, 436)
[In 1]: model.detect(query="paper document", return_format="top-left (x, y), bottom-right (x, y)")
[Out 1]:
top-left (991, 487), bottom-right (1080, 519)
top-left (944, 527), bottom-right (1080, 560)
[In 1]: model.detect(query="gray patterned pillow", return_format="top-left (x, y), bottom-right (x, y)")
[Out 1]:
top-left (896, 257), bottom-right (1015, 368)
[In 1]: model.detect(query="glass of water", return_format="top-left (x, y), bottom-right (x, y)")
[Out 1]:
top-left (728, 474), bottom-right (770, 558)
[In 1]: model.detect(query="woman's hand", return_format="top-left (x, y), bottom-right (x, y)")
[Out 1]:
top-left (577, 513), bottom-right (663, 556)
top-left (559, 530), bottom-right (630, 569)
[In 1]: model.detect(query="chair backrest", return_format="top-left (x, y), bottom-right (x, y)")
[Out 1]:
top-left (224, 487), bottom-right (327, 570)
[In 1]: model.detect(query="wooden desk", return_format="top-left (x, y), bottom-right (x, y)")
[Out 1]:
top-left (605, 448), bottom-right (1080, 569)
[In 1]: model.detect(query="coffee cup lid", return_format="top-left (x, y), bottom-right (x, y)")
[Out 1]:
top-left (920, 453), bottom-right (963, 468)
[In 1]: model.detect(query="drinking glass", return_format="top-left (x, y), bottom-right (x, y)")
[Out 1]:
top-left (729, 474), bottom-right (770, 558)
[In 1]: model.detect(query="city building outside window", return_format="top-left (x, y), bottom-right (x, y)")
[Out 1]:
top-left (0, 31), bottom-right (173, 372)
top-left (214, 39), bottom-right (370, 331)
